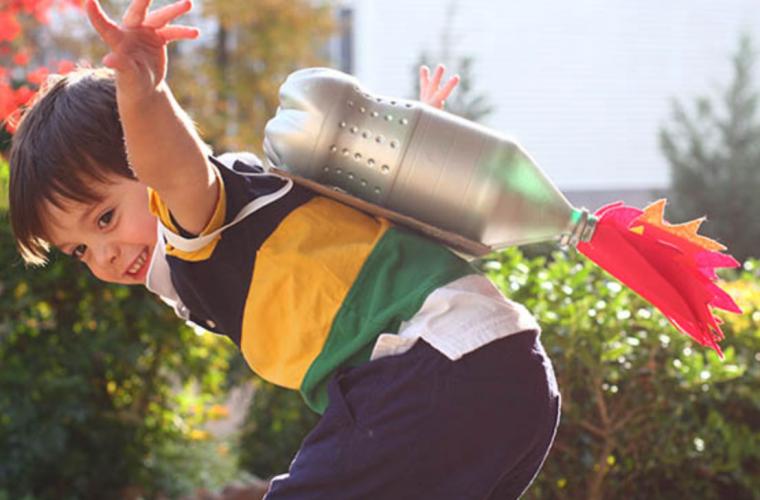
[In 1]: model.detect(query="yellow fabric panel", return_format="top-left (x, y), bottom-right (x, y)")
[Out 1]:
top-left (147, 169), bottom-right (226, 262)
top-left (148, 188), bottom-right (179, 233)
top-left (240, 196), bottom-right (391, 389)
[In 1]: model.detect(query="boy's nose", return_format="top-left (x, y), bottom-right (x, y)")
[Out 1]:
top-left (94, 242), bottom-right (120, 268)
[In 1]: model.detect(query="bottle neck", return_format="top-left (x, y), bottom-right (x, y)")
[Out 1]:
top-left (559, 208), bottom-right (598, 248)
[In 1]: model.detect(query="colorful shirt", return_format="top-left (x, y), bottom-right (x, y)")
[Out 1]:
top-left (145, 153), bottom-right (475, 412)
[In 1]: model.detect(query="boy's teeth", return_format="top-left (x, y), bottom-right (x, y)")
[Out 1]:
top-left (128, 250), bottom-right (147, 275)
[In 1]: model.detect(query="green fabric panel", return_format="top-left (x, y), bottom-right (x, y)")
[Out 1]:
top-left (299, 227), bottom-right (476, 413)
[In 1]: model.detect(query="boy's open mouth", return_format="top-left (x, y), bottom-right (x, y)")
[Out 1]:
top-left (125, 247), bottom-right (150, 278)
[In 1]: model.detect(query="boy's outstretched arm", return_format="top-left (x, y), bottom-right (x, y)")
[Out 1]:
top-left (85, 0), bottom-right (215, 235)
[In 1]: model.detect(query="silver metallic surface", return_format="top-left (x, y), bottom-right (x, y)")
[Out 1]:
top-left (558, 208), bottom-right (597, 249)
top-left (265, 67), bottom-right (591, 250)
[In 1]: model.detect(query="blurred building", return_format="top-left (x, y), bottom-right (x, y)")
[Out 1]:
top-left (329, 0), bottom-right (760, 209)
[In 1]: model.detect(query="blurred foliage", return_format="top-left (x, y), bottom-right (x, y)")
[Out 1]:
top-left (239, 247), bottom-right (759, 499)
top-left (0, 159), bottom-right (241, 499)
top-left (237, 379), bottom-right (320, 480)
top-left (170, 0), bottom-right (335, 153)
top-left (0, 0), bottom-right (80, 144)
top-left (486, 249), bottom-right (760, 500)
top-left (661, 34), bottom-right (760, 262)
top-left (144, 437), bottom-right (243, 498)
top-left (0, 158), bottom-right (7, 210)
top-left (1, 0), bottom-right (335, 155)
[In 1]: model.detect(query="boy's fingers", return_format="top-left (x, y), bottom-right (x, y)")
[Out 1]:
top-left (433, 74), bottom-right (460, 102)
top-left (122, 0), bottom-right (152, 28)
top-left (85, 0), bottom-right (122, 47)
top-left (419, 65), bottom-right (430, 94)
top-left (430, 64), bottom-right (445, 90)
top-left (420, 65), bottom-right (430, 100)
top-left (157, 25), bottom-right (200, 42)
top-left (145, 0), bottom-right (192, 29)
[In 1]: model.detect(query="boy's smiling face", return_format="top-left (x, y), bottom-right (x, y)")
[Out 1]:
top-left (42, 174), bottom-right (158, 285)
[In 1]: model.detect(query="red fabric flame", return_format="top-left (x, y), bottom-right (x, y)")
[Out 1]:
top-left (577, 201), bottom-right (742, 357)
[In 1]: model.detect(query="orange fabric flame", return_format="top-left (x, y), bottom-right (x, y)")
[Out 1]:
top-left (634, 199), bottom-right (726, 252)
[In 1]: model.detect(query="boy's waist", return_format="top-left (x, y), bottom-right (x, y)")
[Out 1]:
top-left (369, 273), bottom-right (540, 362)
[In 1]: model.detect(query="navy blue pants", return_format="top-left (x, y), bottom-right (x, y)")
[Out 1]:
top-left (265, 330), bottom-right (560, 500)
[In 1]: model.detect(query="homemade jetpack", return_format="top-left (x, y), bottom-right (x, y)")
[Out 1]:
top-left (263, 67), bottom-right (742, 357)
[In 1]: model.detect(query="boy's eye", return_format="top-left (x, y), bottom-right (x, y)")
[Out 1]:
top-left (72, 244), bottom-right (87, 260)
top-left (98, 209), bottom-right (114, 229)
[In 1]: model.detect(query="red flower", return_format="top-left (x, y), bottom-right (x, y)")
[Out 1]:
top-left (13, 50), bottom-right (30, 66)
top-left (15, 85), bottom-right (35, 106)
top-left (0, 12), bottom-right (22, 42)
top-left (26, 66), bottom-right (50, 86)
top-left (32, 7), bottom-right (49, 23)
top-left (4, 105), bottom-right (23, 133)
top-left (0, 82), bottom-right (15, 118)
top-left (57, 59), bottom-right (76, 74)
top-left (18, 0), bottom-right (54, 23)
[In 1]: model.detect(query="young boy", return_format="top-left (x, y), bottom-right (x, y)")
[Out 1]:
top-left (9, 1), bottom-right (560, 498)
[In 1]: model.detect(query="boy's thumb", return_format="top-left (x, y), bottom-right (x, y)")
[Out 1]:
top-left (102, 53), bottom-right (120, 69)
top-left (102, 54), bottom-right (140, 90)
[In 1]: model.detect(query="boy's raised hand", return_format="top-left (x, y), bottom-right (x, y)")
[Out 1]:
top-left (85, 0), bottom-right (199, 101)
top-left (419, 64), bottom-right (460, 109)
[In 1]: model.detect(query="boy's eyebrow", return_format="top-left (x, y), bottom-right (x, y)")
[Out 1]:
top-left (48, 200), bottom-right (102, 250)
top-left (78, 201), bottom-right (100, 226)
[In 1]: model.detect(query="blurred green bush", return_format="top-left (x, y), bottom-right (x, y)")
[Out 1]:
top-left (0, 160), bottom-right (241, 499)
top-left (488, 248), bottom-right (759, 500)
top-left (240, 248), bottom-right (759, 499)
top-left (238, 379), bottom-right (320, 480)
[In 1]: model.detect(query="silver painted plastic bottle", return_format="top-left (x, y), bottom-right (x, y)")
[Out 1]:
top-left (264, 67), bottom-right (594, 251)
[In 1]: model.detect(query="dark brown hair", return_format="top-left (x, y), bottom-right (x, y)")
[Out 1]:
top-left (9, 67), bottom-right (135, 265)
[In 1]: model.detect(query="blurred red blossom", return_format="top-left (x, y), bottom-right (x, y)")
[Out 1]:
top-left (24, 66), bottom-right (50, 85)
top-left (57, 59), bottom-right (76, 74)
top-left (1, 0), bottom-right (84, 134)
top-left (0, 11), bottom-right (22, 42)
top-left (15, 85), bottom-right (35, 104)
top-left (12, 50), bottom-right (30, 66)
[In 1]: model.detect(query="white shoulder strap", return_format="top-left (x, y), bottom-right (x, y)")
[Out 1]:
top-left (159, 153), bottom-right (294, 253)
top-left (145, 224), bottom-right (190, 319)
